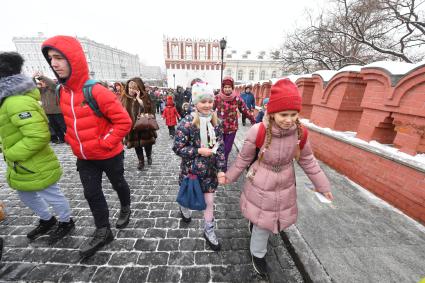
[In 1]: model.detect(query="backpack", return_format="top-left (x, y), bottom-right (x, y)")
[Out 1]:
top-left (250, 122), bottom-right (309, 166)
top-left (55, 79), bottom-right (105, 118)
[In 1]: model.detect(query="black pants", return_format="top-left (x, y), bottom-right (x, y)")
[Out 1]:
top-left (47, 113), bottom-right (66, 142)
top-left (76, 151), bottom-right (131, 228)
top-left (168, 126), bottom-right (175, 137)
top-left (135, 144), bottom-right (152, 161)
top-left (156, 104), bottom-right (161, 114)
top-left (242, 113), bottom-right (249, 125)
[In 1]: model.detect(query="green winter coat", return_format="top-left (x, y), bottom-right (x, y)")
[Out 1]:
top-left (0, 74), bottom-right (62, 191)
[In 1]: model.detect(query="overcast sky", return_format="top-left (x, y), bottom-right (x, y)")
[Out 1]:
top-left (1, 0), bottom-right (326, 67)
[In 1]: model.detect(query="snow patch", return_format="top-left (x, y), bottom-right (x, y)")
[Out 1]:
top-left (346, 178), bottom-right (425, 233)
top-left (312, 70), bottom-right (338, 82)
top-left (338, 65), bottom-right (362, 73)
top-left (363, 60), bottom-right (424, 75)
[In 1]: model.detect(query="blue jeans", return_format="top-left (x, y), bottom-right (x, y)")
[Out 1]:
top-left (17, 183), bottom-right (71, 222)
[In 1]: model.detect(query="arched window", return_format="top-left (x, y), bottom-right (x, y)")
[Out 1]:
top-left (249, 70), bottom-right (255, 81)
top-left (260, 70), bottom-right (266, 80)
top-left (237, 70), bottom-right (243, 81)
top-left (272, 71), bottom-right (277, 78)
top-left (226, 69), bottom-right (232, 76)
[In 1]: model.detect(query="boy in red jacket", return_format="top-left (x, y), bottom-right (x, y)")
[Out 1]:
top-left (162, 96), bottom-right (180, 138)
top-left (41, 35), bottom-right (132, 258)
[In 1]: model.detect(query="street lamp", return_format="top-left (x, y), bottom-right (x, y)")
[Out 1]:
top-left (220, 38), bottom-right (227, 85)
top-left (173, 73), bottom-right (175, 89)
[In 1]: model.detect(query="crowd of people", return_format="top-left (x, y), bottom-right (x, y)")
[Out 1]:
top-left (0, 35), bottom-right (333, 278)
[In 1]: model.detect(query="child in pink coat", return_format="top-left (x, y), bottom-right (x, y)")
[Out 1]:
top-left (225, 79), bottom-right (334, 278)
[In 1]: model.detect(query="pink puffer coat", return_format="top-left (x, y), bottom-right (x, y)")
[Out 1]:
top-left (226, 119), bottom-right (330, 233)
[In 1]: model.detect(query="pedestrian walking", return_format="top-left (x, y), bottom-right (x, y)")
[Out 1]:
top-left (0, 52), bottom-right (74, 244)
top-left (224, 79), bottom-right (334, 277)
top-left (122, 77), bottom-right (157, 170)
top-left (240, 85), bottom-right (256, 126)
top-left (41, 36), bottom-right (133, 258)
top-left (214, 76), bottom-right (255, 170)
top-left (162, 96), bottom-right (180, 138)
top-left (255, 97), bottom-right (269, 123)
top-left (173, 82), bottom-right (226, 251)
top-left (33, 73), bottom-right (66, 144)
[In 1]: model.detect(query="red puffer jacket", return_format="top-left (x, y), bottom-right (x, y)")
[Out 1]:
top-left (41, 36), bottom-right (132, 160)
top-left (162, 105), bottom-right (180, 126)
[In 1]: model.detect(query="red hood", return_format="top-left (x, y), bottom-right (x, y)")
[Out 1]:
top-left (41, 35), bottom-right (89, 90)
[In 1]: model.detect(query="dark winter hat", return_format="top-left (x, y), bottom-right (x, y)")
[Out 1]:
top-left (221, 76), bottom-right (234, 89)
top-left (0, 52), bottom-right (24, 79)
top-left (267, 79), bottom-right (302, 114)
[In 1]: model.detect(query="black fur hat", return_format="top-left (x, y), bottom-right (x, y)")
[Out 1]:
top-left (0, 52), bottom-right (24, 79)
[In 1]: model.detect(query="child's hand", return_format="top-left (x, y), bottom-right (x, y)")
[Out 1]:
top-left (217, 172), bottom-right (226, 185)
top-left (321, 192), bottom-right (334, 201)
top-left (198, 147), bottom-right (213, 157)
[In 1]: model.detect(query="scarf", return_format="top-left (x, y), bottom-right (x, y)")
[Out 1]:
top-left (193, 111), bottom-right (219, 154)
top-left (219, 91), bottom-right (236, 102)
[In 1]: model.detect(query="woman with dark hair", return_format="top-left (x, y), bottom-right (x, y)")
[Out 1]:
top-left (122, 77), bottom-right (157, 170)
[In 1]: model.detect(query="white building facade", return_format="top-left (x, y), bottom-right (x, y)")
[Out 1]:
top-left (224, 50), bottom-right (284, 85)
top-left (163, 36), bottom-right (284, 89)
top-left (13, 35), bottom-right (142, 82)
top-left (163, 36), bottom-right (222, 89)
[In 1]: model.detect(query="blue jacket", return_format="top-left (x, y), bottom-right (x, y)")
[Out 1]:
top-left (240, 92), bottom-right (255, 110)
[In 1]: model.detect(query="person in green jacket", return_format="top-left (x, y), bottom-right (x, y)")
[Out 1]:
top-left (0, 52), bottom-right (74, 243)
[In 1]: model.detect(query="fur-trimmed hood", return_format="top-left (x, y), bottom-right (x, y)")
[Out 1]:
top-left (0, 74), bottom-right (36, 105)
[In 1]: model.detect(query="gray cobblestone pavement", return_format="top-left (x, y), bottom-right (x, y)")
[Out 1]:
top-left (0, 119), bottom-right (304, 283)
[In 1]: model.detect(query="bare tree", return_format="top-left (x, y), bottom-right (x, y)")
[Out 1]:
top-left (279, 0), bottom-right (425, 73)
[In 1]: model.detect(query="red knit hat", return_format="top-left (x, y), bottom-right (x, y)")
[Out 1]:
top-left (221, 76), bottom-right (234, 90)
top-left (267, 79), bottom-right (302, 114)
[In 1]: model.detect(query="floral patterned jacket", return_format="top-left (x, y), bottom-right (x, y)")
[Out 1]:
top-left (172, 114), bottom-right (226, 193)
top-left (214, 94), bottom-right (255, 134)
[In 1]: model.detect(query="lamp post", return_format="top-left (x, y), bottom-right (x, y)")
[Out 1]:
top-left (219, 38), bottom-right (227, 85)
top-left (173, 73), bottom-right (175, 89)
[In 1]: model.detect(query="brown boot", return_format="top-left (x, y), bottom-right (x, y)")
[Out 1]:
top-left (137, 159), bottom-right (145, 170)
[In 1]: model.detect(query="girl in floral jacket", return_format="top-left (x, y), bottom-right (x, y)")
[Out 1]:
top-left (173, 82), bottom-right (226, 251)
top-left (214, 76), bottom-right (255, 170)
top-left (225, 79), bottom-right (334, 277)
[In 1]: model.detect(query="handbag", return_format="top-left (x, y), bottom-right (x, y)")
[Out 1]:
top-left (176, 162), bottom-right (206, 211)
top-left (134, 113), bottom-right (159, 131)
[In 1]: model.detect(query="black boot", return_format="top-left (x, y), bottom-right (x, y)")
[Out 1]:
top-left (27, 216), bottom-right (57, 240)
top-left (116, 206), bottom-right (131, 229)
top-left (79, 227), bottom-right (113, 259)
top-left (137, 159), bottom-right (145, 170)
top-left (0, 237), bottom-right (3, 261)
top-left (252, 255), bottom-right (268, 277)
top-left (49, 218), bottom-right (75, 244)
top-left (147, 156), bottom-right (152, 165)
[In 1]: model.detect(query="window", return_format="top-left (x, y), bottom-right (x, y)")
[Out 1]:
top-left (186, 46), bottom-right (192, 60)
top-left (272, 71), bottom-right (277, 78)
top-left (249, 70), bottom-right (254, 81)
top-left (172, 45), bottom-right (179, 59)
top-left (199, 46), bottom-right (206, 60)
top-left (260, 70), bottom-right (266, 80)
top-left (226, 69), bottom-right (232, 76)
top-left (212, 47), bottom-right (219, 60)
top-left (237, 70), bottom-right (243, 81)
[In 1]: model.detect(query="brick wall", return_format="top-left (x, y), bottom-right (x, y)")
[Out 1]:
top-left (307, 128), bottom-right (425, 224)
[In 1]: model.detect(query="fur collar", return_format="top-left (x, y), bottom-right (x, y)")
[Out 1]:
top-left (0, 74), bottom-right (36, 104)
